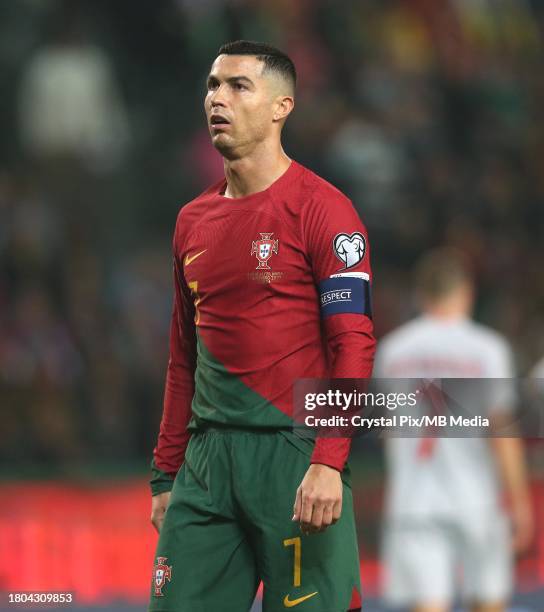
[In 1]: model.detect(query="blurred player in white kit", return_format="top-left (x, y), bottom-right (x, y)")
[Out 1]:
top-left (374, 249), bottom-right (534, 612)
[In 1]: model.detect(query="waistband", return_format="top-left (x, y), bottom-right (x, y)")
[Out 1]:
top-left (192, 424), bottom-right (293, 435)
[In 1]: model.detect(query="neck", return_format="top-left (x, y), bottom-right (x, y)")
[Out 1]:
top-left (424, 302), bottom-right (469, 320)
top-left (222, 140), bottom-right (291, 198)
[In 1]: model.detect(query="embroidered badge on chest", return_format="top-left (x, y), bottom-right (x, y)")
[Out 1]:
top-left (248, 232), bottom-right (283, 283)
top-left (251, 232), bottom-right (279, 270)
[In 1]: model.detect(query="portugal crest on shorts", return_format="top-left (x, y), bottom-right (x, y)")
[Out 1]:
top-left (251, 233), bottom-right (279, 269)
top-left (153, 556), bottom-right (172, 597)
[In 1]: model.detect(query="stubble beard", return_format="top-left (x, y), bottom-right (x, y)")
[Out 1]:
top-left (212, 132), bottom-right (252, 161)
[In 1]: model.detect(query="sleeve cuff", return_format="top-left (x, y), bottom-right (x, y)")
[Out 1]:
top-left (150, 460), bottom-right (176, 496)
top-left (310, 437), bottom-right (351, 472)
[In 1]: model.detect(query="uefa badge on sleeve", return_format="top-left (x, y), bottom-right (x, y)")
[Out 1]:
top-left (333, 232), bottom-right (366, 270)
top-left (153, 556), bottom-right (172, 597)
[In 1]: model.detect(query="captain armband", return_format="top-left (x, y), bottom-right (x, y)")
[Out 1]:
top-left (318, 272), bottom-right (372, 319)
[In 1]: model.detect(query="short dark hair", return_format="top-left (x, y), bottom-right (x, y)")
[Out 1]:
top-left (217, 40), bottom-right (296, 91)
top-left (415, 248), bottom-right (472, 301)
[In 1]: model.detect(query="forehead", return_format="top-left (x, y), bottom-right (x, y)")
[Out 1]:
top-left (208, 54), bottom-right (264, 80)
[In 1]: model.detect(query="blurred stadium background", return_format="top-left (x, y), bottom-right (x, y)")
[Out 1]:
top-left (1, 0), bottom-right (544, 610)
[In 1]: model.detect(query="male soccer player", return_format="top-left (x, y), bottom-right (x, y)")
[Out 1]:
top-left (148, 41), bottom-right (375, 612)
top-left (375, 249), bottom-right (533, 612)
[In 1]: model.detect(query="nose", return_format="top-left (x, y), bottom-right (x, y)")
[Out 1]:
top-left (209, 84), bottom-right (227, 108)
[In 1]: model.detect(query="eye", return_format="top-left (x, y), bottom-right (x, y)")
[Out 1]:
top-left (233, 82), bottom-right (247, 91)
top-left (207, 80), bottom-right (219, 91)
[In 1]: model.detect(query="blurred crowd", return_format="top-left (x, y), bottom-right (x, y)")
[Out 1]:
top-left (1, 0), bottom-right (544, 468)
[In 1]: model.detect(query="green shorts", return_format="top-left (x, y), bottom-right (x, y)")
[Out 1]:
top-left (149, 429), bottom-right (362, 612)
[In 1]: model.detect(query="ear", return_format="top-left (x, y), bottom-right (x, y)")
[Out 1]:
top-left (273, 95), bottom-right (295, 123)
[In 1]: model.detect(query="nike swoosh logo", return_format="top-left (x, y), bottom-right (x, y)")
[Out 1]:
top-left (184, 249), bottom-right (207, 266)
top-left (283, 591), bottom-right (318, 607)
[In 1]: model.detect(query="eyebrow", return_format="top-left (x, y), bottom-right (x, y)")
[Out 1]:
top-left (207, 75), bottom-right (255, 87)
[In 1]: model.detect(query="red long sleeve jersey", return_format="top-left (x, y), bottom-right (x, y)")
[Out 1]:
top-left (153, 161), bottom-right (375, 482)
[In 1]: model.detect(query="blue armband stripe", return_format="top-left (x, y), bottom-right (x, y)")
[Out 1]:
top-left (318, 276), bottom-right (372, 319)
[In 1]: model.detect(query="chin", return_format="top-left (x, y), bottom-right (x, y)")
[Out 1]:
top-left (212, 135), bottom-right (235, 157)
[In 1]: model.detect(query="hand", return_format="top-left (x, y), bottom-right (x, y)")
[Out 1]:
top-left (510, 496), bottom-right (534, 554)
top-left (292, 464), bottom-right (342, 535)
top-left (151, 491), bottom-right (171, 533)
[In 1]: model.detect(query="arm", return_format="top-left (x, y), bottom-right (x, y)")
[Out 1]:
top-left (489, 422), bottom-right (534, 553)
top-left (293, 193), bottom-right (376, 534)
top-left (486, 343), bottom-right (534, 553)
top-left (150, 242), bottom-right (197, 532)
top-left (310, 313), bottom-right (375, 469)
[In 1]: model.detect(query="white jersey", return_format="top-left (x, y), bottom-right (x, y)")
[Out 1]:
top-left (375, 315), bottom-right (514, 521)
top-left (530, 356), bottom-right (544, 386)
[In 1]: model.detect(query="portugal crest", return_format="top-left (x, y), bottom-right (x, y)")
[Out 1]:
top-left (251, 233), bottom-right (279, 269)
top-left (153, 556), bottom-right (172, 597)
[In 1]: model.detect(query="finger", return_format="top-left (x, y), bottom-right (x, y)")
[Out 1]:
top-left (322, 504), bottom-right (334, 528)
top-left (311, 502), bottom-right (324, 530)
top-left (151, 506), bottom-right (167, 533)
top-left (292, 487), bottom-right (302, 521)
top-left (311, 504), bottom-right (334, 534)
top-left (332, 498), bottom-right (342, 523)
top-left (300, 493), bottom-right (313, 527)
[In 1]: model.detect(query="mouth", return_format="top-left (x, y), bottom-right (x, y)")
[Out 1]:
top-left (210, 114), bottom-right (231, 130)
